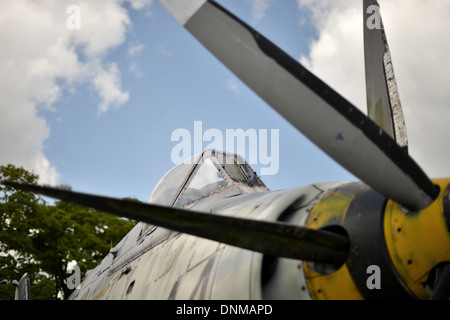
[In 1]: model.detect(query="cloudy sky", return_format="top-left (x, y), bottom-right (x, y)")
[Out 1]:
top-left (1, 0), bottom-right (449, 202)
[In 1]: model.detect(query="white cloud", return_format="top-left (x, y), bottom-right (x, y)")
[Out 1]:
top-left (93, 62), bottom-right (130, 114)
top-left (128, 42), bottom-right (145, 77)
top-left (128, 43), bottom-right (144, 57)
top-left (226, 77), bottom-right (240, 95)
top-left (127, 0), bottom-right (153, 11)
top-left (0, 0), bottom-right (145, 184)
top-left (129, 61), bottom-right (145, 78)
top-left (156, 44), bottom-right (172, 57)
top-left (297, 0), bottom-right (450, 179)
top-left (298, 0), bottom-right (364, 109)
top-left (69, 1), bottom-right (131, 58)
top-left (246, 0), bottom-right (275, 24)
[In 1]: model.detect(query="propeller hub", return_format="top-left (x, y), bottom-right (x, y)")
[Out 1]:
top-left (302, 180), bottom-right (450, 300)
top-left (384, 178), bottom-right (450, 299)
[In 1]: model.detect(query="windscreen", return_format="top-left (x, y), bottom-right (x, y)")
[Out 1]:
top-left (148, 155), bottom-right (199, 206)
top-left (175, 157), bottom-right (227, 207)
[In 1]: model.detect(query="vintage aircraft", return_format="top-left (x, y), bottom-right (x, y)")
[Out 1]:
top-left (3, 0), bottom-right (450, 300)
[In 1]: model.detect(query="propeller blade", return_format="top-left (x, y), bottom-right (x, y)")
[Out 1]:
top-left (1, 181), bottom-right (349, 265)
top-left (363, 0), bottom-right (408, 151)
top-left (157, 0), bottom-right (438, 211)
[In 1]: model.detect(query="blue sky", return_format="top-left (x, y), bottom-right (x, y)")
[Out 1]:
top-left (2, 0), bottom-right (450, 203)
top-left (37, 0), bottom-right (354, 201)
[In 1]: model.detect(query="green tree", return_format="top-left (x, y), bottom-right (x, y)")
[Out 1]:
top-left (0, 165), bottom-right (135, 299)
top-left (0, 165), bottom-right (43, 299)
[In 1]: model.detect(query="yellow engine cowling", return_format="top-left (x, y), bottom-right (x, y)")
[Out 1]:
top-left (303, 179), bottom-right (450, 300)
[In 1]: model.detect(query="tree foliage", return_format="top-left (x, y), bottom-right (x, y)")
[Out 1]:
top-left (0, 165), bottom-right (136, 299)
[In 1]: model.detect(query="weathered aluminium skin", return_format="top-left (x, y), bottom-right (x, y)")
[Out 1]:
top-left (69, 180), bottom-right (344, 300)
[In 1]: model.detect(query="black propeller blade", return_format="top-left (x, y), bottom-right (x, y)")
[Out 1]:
top-left (1, 180), bottom-right (349, 265)
top-left (157, 0), bottom-right (438, 211)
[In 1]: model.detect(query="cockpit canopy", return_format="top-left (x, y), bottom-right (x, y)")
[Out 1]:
top-left (148, 150), bottom-right (267, 207)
